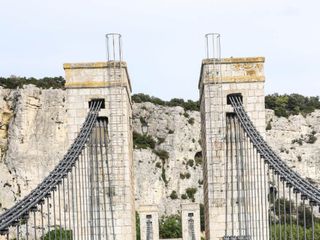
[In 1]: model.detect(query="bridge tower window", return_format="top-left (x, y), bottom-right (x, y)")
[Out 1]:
top-left (227, 93), bottom-right (243, 105)
top-left (89, 98), bottom-right (105, 109)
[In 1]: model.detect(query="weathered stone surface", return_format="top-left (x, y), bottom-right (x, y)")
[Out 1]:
top-left (266, 109), bottom-right (320, 186)
top-left (0, 85), bottom-right (67, 210)
top-left (64, 61), bottom-right (135, 240)
top-left (199, 57), bottom-right (268, 239)
top-left (133, 102), bottom-right (202, 214)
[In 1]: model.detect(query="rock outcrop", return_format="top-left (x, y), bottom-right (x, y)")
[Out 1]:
top-left (0, 86), bottom-right (319, 216)
top-left (0, 86), bottom-right (67, 210)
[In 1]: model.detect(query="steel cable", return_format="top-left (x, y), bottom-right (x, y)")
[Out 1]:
top-left (0, 100), bottom-right (103, 232)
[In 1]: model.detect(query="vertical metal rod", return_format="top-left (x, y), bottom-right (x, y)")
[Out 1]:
top-left (112, 34), bottom-right (116, 61)
top-left (47, 197), bottom-right (51, 240)
top-left (85, 142), bottom-right (93, 240)
top-left (211, 35), bottom-right (215, 60)
top-left (63, 178), bottom-right (67, 240)
top-left (250, 141), bottom-right (256, 239)
top-left (103, 119), bottom-right (116, 239)
top-left (77, 152), bottom-right (84, 239)
top-left (289, 187), bottom-right (293, 240)
top-left (74, 160), bottom-right (80, 239)
top-left (224, 116), bottom-right (229, 236)
top-left (264, 163), bottom-right (269, 240)
top-left (6, 233), bottom-right (8, 240)
top-left (277, 175), bottom-right (282, 240)
top-left (303, 199), bottom-right (306, 240)
top-left (34, 210), bottom-right (37, 240)
top-left (246, 134), bottom-right (253, 238)
top-left (26, 218), bottom-right (29, 240)
top-left (67, 173), bottom-right (71, 238)
top-left (230, 117), bottom-right (235, 236)
top-left (99, 119), bottom-right (110, 237)
top-left (272, 171), bottom-right (277, 240)
top-left (258, 152), bottom-right (265, 240)
top-left (94, 122), bottom-right (102, 240)
top-left (296, 192), bottom-right (299, 240)
top-left (91, 124), bottom-right (98, 238)
top-left (53, 190), bottom-right (57, 239)
top-left (80, 149), bottom-right (87, 239)
top-left (58, 184), bottom-right (62, 240)
top-left (311, 205), bottom-right (314, 240)
top-left (283, 181), bottom-right (287, 240)
top-left (253, 147), bottom-right (261, 240)
top-left (235, 118), bottom-right (242, 237)
top-left (238, 119), bottom-right (249, 237)
top-left (89, 133), bottom-right (95, 240)
top-left (268, 167), bottom-right (272, 240)
top-left (106, 35), bottom-right (110, 61)
top-left (71, 169), bottom-right (76, 240)
top-left (17, 224), bottom-right (20, 240)
top-left (84, 145), bottom-right (92, 239)
top-left (41, 203), bottom-right (44, 239)
top-left (119, 35), bottom-right (122, 61)
top-left (205, 36), bottom-right (209, 58)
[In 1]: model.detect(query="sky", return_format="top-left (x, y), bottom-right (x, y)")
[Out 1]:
top-left (0, 0), bottom-right (319, 100)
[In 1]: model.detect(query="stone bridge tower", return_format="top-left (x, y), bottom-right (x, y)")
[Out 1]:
top-left (199, 52), bottom-right (268, 238)
top-left (64, 34), bottom-right (135, 239)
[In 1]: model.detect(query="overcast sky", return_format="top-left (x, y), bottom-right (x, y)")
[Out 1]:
top-left (1, 0), bottom-right (319, 100)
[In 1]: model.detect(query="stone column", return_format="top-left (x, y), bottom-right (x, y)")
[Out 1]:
top-left (181, 203), bottom-right (201, 240)
top-left (198, 57), bottom-right (268, 239)
top-left (139, 205), bottom-right (159, 240)
top-left (64, 61), bottom-right (135, 240)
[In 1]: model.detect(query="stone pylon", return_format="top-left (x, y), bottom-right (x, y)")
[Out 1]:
top-left (139, 205), bottom-right (159, 240)
top-left (64, 61), bottom-right (135, 239)
top-left (181, 203), bottom-right (201, 240)
top-left (199, 57), bottom-right (268, 239)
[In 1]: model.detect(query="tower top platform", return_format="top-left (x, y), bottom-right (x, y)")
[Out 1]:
top-left (199, 56), bottom-right (265, 88)
top-left (63, 61), bottom-right (131, 91)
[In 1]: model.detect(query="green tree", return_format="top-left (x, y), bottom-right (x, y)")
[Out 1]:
top-left (159, 214), bottom-right (182, 238)
top-left (41, 228), bottom-right (72, 240)
top-left (200, 203), bottom-right (205, 232)
top-left (0, 76), bottom-right (65, 89)
top-left (133, 131), bottom-right (156, 149)
top-left (265, 93), bottom-right (320, 117)
top-left (136, 212), bottom-right (141, 240)
top-left (131, 93), bottom-right (200, 111)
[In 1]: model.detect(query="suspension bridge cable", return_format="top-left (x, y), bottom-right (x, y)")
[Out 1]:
top-left (103, 119), bottom-right (116, 239)
top-left (234, 117), bottom-right (242, 236)
top-left (0, 101), bottom-right (103, 233)
top-left (231, 116), bottom-right (235, 236)
top-left (98, 119), bottom-right (109, 238)
top-left (289, 184), bottom-right (293, 240)
top-left (230, 96), bottom-right (320, 203)
top-left (225, 116), bottom-right (229, 236)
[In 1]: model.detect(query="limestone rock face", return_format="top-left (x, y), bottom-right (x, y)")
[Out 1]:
top-left (0, 86), bottom-right (68, 210)
top-left (132, 102), bottom-right (202, 214)
top-left (266, 109), bottom-right (320, 186)
top-left (0, 87), bottom-right (319, 216)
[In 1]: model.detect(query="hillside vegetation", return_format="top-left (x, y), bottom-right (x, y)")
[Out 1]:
top-left (133, 93), bottom-right (320, 118)
top-left (265, 93), bottom-right (320, 117)
top-left (0, 76), bottom-right (65, 89)
top-left (1, 77), bottom-right (320, 117)
top-left (132, 93), bottom-right (200, 111)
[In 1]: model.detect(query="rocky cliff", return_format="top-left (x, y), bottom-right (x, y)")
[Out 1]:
top-left (0, 86), bottom-right (319, 216)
